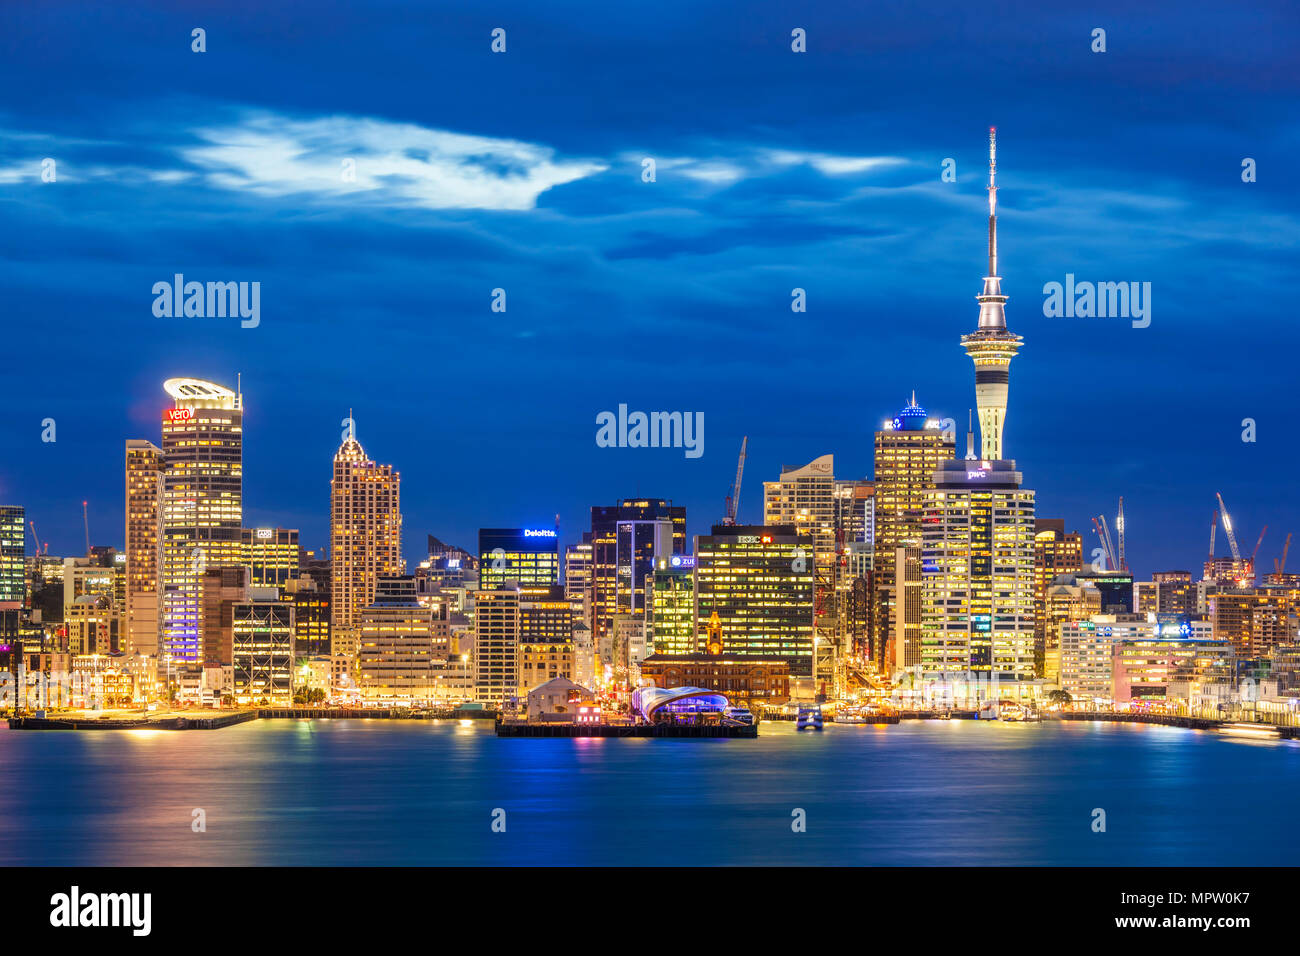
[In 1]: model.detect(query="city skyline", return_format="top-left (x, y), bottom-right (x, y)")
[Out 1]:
top-left (1, 1), bottom-right (1296, 577)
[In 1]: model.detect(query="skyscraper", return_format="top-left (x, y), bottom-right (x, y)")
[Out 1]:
top-left (243, 527), bottom-right (300, 588)
top-left (873, 395), bottom-right (955, 668)
top-left (160, 378), bottom-right (243, 667)
top-left (1032, 519), bottom-right (1083, 677)
top-left (961, 128), bottom-right (1022, 461)
top-left (0, 505), bottom-right (25, 605)
top-left (124, 442), bottom-right (163, 655)
top-left (330, 427), bottom-right (402, 631)
top-left (478, 527), bottom-right (560, 590)
top-left (589, 499), bottom-right (686, 647)
top-left (694, 525), bottom-right (815, 677)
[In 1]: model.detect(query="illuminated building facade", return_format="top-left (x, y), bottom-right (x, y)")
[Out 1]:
top-left (874, 397), bottom-right (955, 667)
top-left (693, 525), bottom-right (815, 677)
top-left (1061, 614), bottom-right (1216, 700)
top-left (283, 573), bottom-right (331, 658)
top-left (563, 538), bottom-right (594, 623)
top-left (892, 545), bottom-right (924, 670)
top-left (1032, 519), bottom-right (1083, 677)
top-left (640, 652), bottom-right (791, 706)
top-left (1042, 575), bottom-right (1102, 684)
top-left (232, 592), bottom-right (294, 704)
top-left (921, 460), bottom-right (1036, 682)
top-left (473, 588), bottom-right (520, 704)
top-left (124, 442), bottom-right (163, 656)
top-left (1152, 571), bottom-right (1195, 616)
top-left (330, 430), bottom-right (402, 630)
top-left (478, 527), bottom-right (560, 590)
top-left (356, 575), bottom-right (435, 703)
top-left (589, 499), bottom-right (686, 647)
top-left (160, 377), bottom-right (244, 667)
top-left (243, 527), bottom-right (299, 588)
top-left (0, 506), bottom-right (24, 622)
top-left (648, 556), bottom-right (696, 655)
top-left (1111, 635), bottom-right (1234, 704)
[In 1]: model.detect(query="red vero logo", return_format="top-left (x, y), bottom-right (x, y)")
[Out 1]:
top-left (164, 408), bottom-right (193, 423)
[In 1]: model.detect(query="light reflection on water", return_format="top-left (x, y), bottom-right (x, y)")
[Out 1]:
top-left (1, 719), bottom-right (1296, 866)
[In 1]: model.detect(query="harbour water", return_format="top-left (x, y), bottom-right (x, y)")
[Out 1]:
top-left (2, 719), bottom-right (1297, 866)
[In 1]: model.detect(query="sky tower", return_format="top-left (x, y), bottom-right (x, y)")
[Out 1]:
top-left (961, 127), bottom-right (1022, 460)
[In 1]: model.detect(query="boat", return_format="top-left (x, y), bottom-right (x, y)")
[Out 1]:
top-left (1217, 721), bottom-right (1281, 740)
top-left (976, 700), bottom-right (999, 720)
top-left (795, 705), bottom-right (823, 731)
top-left (723, 706), bottom-right (755, 726)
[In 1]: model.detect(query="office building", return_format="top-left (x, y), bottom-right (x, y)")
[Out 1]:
top-left (693, 525), bottom-right (815, 678)
top-left (648, 556), bottom-right (696, 655)
top-left (160, 377), bottom-right (244, 667)
top-left (874, 397), bottom-right (954, 667)
top-left (330, 428), bottom-right (402, 630)
top-left (243, 527), bottom-right (299, 588)
top-left (478, 527), bottom-right (560, 590)
top-left (589, 499), bottom-right (686, 646)
top-left (201, 566), bottom-right (250, 665)
top-left (1033, 519), bottom-right (1083, 677)
top-left (124, 443), bottom-right (163, 656)
top-left (232, 589), bottom-right (294, 704)
top-left (0, 506), bottom-right (25, 609)
top-left (356, 575), bottom-right (436, 703)
top-left (473, 588), bottom-right (521, 704)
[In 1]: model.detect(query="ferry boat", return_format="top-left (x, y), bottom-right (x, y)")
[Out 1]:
top-left (796, 705), bottom-right (824, 731)
top-left (1217, 721), bottom-right (1281, 740)
top-left (723, 706), bottom-right (755, 726)
top-left (976, 700), bottom-right (999, 720)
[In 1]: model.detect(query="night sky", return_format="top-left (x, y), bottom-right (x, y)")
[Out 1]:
top-left (1, 0), bottom-right (1296, 577)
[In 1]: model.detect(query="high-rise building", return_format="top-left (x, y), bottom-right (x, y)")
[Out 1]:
top-left (283, 574), bottom-right (331, 659)
top-left (357, 575), bottom-right (435, 703)
top-left (124, 442), bottom-right (163, 656)
top-left (874, 397), bottom-right (955, 667)
top-left (201, 565), bottom-right (250, 665)
top-left (1152, 571), bottom-right (1195, 616)
top-left (243, 527), bottom-right (299, 588)
top-left (891, 545), bottom-right (924, 670)
top-left (1032, 519), bottom-right (1083, 677)
top-left (160, 378), bottom-right (243, 668)
top-left (763, 455), bottom-right (837, 565)
top-left (1, 506), bottom-right (26, 607)
top-left (478, 527), bottom-right (559, 590)
top-left (648, 556), bottom-right (696, 655)
top-left (589, 499), bottom-right (686, 647)
top-left (563, 538), bottom-right (593, 611)
top-left (473, 587), bottom-right (521, 704)
top-left (921, 459), bottom-right (1037, 684)
top-left (961, 127), bottom-right (1021, 461)
top-left (517, 585), bottom-right (575, 695)
top-left (693, 525), bottom-right (816, 677)
top-left (330, 428), bottom-right (402, 631)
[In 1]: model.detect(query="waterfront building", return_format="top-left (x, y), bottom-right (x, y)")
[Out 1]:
top-left (516, 585), bottom-right (575, 695)
top-left (478, 527), bottom-right (559, 590)
top-left (1042, 574), bottom-right (1103, 685)
top-left (473, 587), bottom-right (520, 704)
top-left (1032, 519), bottom-right (1084, 677)
top-left (640, 652), bottom-right (791, 708)
top-left (874, 397), bottom-right (955, 668)
top-left (1061, 614), bottom-right (1215, 701)
top-left (232, 589), bottom-right (294, 704)
top-left (647, 556), bottom-right (696, 655)
top-left (159, 378), bottom-right (244, 668)
top-left (1112, 636), bottom-right (1235, 705)
top-left (526, 676), bottom-right (598, 722)
top-left (693, 525), bottom-right (815, 678)
top-left (330, 428), bottom-right (402, 630)
top-left (356, 575), bottom-right (436, 704)
top-left (243, 527), bottom-right (299, 588)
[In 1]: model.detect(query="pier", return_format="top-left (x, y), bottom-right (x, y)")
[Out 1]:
top-left (496, 721), bottom-right (758, 738)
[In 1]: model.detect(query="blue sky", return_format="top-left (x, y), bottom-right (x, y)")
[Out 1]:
top-left (1, 0), bottom-right (1297, 576)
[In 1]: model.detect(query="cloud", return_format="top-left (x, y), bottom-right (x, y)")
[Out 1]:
top-left (180, 113), bottom-right (608, 211)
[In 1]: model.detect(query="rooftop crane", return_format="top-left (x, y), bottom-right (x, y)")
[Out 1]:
top-left (1116, 496), bottom-right (1128, 572)
top-left (27, 519), bottom-right (43, 557)
top-left (1215, 492), bottom-right (1243, 562)
top-left (1276, 533), bottom-right (1292, 577)
top-left (1099, 515), bottom-right (1119, 574)
top-left (1209, 509), bottom-right (1218, 559)
top-left (1251, 525), bottom-right (1269, 566)
top-left (1091, 516), bottom-right (1115, 571)
top-left (723, 436), bottom-right (748, 525)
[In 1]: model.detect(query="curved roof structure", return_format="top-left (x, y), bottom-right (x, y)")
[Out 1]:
top-left (634, 686), bottom-right (729, 721)
top-left (163, 377), bottom-right (238, 409)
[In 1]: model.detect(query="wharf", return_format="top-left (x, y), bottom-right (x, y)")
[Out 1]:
top-left (6, 710), bottom-right (258, 731)
top-left (496, 720), bottom-right (758, 738)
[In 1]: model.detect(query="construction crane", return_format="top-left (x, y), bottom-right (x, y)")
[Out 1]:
top-left (82, 500), bottom-right (91, 556)
top-left (1215, 492), bottom-right (1243, 561)
top-left (1275, 533), bottom-right (1292, 577)
top-left (1116, 497), bottom-right (1127, 572)
top-left (723, 436), bottom-right (748, 525)
top-left (1091, 516), bottom-right (1115, 571)
top-left (1099, 516), bottom-right (1118, 573)
top-left (1209, 509), bottom-right (1218, 560)
top-left (27, 519), bottom-right (43, 557)
top-left (1251, 525), bottom-right (1269, 566)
